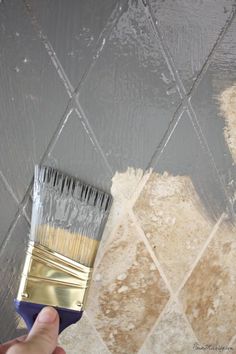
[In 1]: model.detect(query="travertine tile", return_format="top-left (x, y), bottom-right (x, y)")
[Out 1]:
top-left (180, 221), bottom-right (236, 345)
top-left (140, 301), bottom-right (196, 354)
top-left (59, 313), bottom-right (109, 354)
top-left (219, 84), bottom-right (236, 163)
top-left (134, 172), bottom-right (213, 291)
top-left (87, 216), bottom-right (170, 354)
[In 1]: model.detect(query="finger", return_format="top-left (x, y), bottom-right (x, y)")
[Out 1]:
top-left (0, 336), bottom-right (26, 353)
top-left (53, 347), bottom-right (66, 354)
top-left (7, 307), bottom-right (59, 354)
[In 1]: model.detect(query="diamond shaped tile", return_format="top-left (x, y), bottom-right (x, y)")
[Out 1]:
top-left (149, 0), bottom-right (235, 92)
top-left (86, 216), bottom-right (170, 354)
top-left (191, 16), bottom-right (236, 205)
top-left (134, 113), bottom-right (226, 291)
top-left (0, 0), bottom-right (68, 201)
top-left (0, 177), bottom-right (18, 247)
top-left (59, 313), bottom-right (109, 354)
top-left (26, 0), bottom-right (118, 89)
top-left (140, 301), bottom-right (196, 354)
top-left (0, 215), bottom-right (29, 342)
top-left (78, 0), bottom-right (181, 172)
top-left (179, 221), bottom-right (236, 345)
top-left (134, 171), bottom-right (214, 292)
top-left (45, 109), bottom-right (112, 192)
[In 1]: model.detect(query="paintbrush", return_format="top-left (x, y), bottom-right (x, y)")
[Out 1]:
top-left (15, 165), bottom-right (112, 333)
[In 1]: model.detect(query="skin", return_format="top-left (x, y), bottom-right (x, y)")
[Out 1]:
top-left (0, 307), bottom-right (66, 354)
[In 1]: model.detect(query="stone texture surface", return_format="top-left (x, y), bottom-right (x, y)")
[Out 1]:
top-left (87, 216), bottom-right (170, 354)
top-left (134, 172), bottom-right (214, 291)
top-left (59, 313), bottom-right (109, 354)
top-left (180, 221), bottom-right (236, 346)
top-left (140, 301), bottom-right (196, 354)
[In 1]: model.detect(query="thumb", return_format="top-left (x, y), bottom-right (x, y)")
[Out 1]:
top-left (7, 307), bottom-right (59, 354)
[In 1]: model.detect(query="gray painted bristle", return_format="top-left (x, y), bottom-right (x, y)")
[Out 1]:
top-left (30, 166), bottom-right (112, 243)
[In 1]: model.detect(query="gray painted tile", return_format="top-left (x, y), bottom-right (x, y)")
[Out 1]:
top-left (153, 112), bottom-right (228, 220)
top-left (78, 0), bottom-right (181, 172)
top-left (0, 0), bottom-right (68, 201)
top-left (0, 216), bottom-right (29, 342)
top-left (149, 0), bottom-right (235, 92)
top-left (45, 109), bottom-right (112, 192)
top-left (191, 16), bottom-right (236, 208)
top-left (0, 177), bottom-right (18, 247)
top-left (25, 0), bottom-right (118, 89)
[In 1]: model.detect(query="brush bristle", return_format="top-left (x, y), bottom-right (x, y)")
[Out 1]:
top-left (30, 165), bottom-right (112, 267)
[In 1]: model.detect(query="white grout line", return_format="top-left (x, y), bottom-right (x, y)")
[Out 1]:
top-left (0, 170), bottom-right (19, 206)
top-left (228, 333), bottom-right (236, 349)
top-left (83, 311), bottom-right (112, 354)
top-left (175, 212), bottom-right (226, 295)
top-left (130, 210), bottom-right (200, 350)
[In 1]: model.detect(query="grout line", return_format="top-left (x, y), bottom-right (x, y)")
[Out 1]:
top-left (130, 210), bottom-right (200, 348)
top-left (83, 311), bottom-right (112, 354)
top-left (143, 0), bottom-right (236, 203)
top-left (0, 0), bottom-right (123, 256)
top-left (73, 0), bottom-right (128, 95)
top-left (143, 0), bottom-right (186, 98)
top-left (228, 334), bottom-right (236, 349)
top-left (22, 0), bottom-right (74, 97)
top-left (74, 106), bottom-right (113, 176)
top-left (146, 105), bottom-right (185, 170)
top-left (0, 170), bottom-right (19, 206)
top-left (174, 297), bottom-right (200, 344)
top-left (186, 105), bottom-right (233, 212)
top-left (174, 213), bottom-right (226, 296)
top-left (130, 210), bottom-right (175, 298)
top-left (22, 0), bottom-right (120, 176)
top-left (0, 213), bottom-right (21, 256)
top-left (138, 296), bottom-right (173, 353)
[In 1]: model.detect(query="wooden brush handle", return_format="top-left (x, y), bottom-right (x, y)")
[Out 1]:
top-left (14, 300), bottom-right (83, 333)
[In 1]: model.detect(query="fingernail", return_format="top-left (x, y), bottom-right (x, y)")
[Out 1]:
top-left (38, 307), bottom-right (57, 323)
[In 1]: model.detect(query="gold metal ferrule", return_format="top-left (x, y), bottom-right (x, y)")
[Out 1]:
top-left (17, 241), bottom-right (92, 311)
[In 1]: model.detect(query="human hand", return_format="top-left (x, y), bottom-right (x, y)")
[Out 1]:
top-left (0, 307), bottom-right (66, 354)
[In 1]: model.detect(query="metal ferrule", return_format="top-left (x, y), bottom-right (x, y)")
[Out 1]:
top-left (17, 241), bottom-right (92, 311)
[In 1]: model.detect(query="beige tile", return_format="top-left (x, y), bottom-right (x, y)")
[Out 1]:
top-left (59, 312), bottom-right (109, 354)
top-left (219, 85), bottom-right (236, 162)
top-left (95, 168), bottom-right (151, 269)
top-left (180, 222), bottom-right (236, 345)
top-left (133, 172), bottom-right (213, 291)
top-left (140, 301), bottom-right (196, 354)
top-left (87, 216), bottom-right (170, 354)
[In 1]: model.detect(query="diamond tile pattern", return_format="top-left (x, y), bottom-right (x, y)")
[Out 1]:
top-left (0, 0), bottom-right (236, 353)
top-left (78, 0), bottom-right (181, 171)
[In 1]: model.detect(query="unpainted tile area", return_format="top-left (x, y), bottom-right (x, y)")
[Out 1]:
top-left (180, 221), bottom-right (236, 346)
top-left (59, 313), bottom-right (109, 354)
top-left (87, 217), bottom-right (170, 354)
top-left (140, 301), bottom-right (196, 354)
top-left (78, 0), bottom-right (181, 171)
top-left (134, 171), bottom-right (214, 291)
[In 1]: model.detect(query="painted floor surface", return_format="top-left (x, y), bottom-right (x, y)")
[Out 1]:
top-left (0, 0), bottom-right (236, 353)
